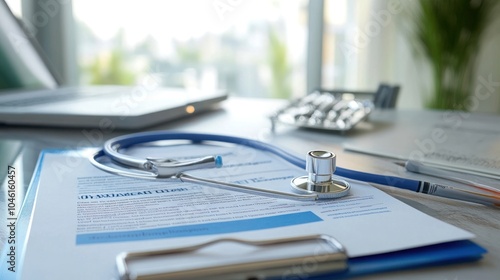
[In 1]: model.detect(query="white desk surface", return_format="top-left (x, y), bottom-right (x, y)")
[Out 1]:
top-left (0, 97), bottom-right (499, 279)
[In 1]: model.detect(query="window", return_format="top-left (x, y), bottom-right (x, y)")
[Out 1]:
top-left (320, 0), bottom-right (421, 110)
top-left (73, 0), bottom-right (308, 99)
top-left (9, 0), bottom-right (433, 110)
top-left (8, 1), bottom-right (500, 112)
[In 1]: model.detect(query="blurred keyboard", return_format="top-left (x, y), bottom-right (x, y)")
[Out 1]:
top-left (271, 90), bottom-right (374, 132)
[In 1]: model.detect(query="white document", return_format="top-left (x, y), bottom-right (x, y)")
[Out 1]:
top-left (15, 144), bottom-right (473, 279)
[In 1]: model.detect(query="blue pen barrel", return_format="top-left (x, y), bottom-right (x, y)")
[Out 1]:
top-left (335, 167), bottom-right (420, 192)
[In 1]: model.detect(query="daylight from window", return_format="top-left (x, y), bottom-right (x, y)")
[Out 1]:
top-left (73, 0), bottom-right (308, 99)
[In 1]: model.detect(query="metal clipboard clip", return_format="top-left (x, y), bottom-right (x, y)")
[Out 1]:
top-left (116, 234), bottom-right (348, 280)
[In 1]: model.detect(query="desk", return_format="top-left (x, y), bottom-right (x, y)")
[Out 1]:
top-left (0, 97), bottom-right (499, 279)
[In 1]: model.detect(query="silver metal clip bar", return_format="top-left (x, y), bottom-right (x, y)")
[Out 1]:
top-left (116, 234), bottom-right (348, 280)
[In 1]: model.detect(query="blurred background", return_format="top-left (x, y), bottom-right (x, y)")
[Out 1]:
top-left (4, 0), bottom-right (500, 113)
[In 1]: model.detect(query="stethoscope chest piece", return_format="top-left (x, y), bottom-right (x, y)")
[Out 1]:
top-left (291, 151), bottom-right (350, 199)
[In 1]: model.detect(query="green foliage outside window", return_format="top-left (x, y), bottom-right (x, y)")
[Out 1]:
top-left (86, 49), bottom-right (136, 85)
top-left (268, 28), bottom-right (292, 99)
top-left (84, 29), bottom-right (136, 86)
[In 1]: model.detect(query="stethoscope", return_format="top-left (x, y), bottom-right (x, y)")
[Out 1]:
top-left (90, 131), bottom-right (419, 201)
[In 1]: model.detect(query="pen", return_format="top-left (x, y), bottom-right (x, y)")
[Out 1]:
top-left (402, 160), bottom-right (500, 195)
top-left (392, 160), bottom-right (500, 207)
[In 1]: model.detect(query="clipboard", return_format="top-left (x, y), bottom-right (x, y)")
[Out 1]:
top-left (115, 237), bottom-right (485, 280)
top-left (0, 149), bottom-right (488, 280)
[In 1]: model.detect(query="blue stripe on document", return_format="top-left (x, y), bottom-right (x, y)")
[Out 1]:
top-left (76, 211), bottom-right (322, 245)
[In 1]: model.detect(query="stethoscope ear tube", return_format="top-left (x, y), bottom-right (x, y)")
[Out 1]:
top-left (90, 148), bottom-right (321, 201)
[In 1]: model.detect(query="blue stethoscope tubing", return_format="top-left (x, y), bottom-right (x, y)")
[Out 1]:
top-left (100, 131), bottom-right (421, 193)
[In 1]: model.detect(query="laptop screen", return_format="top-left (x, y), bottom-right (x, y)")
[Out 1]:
top-left (0, 0), bottom-right (58, 90)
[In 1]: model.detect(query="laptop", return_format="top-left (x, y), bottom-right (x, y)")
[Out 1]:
top-left (0, 0), bottom-right (228, 129)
